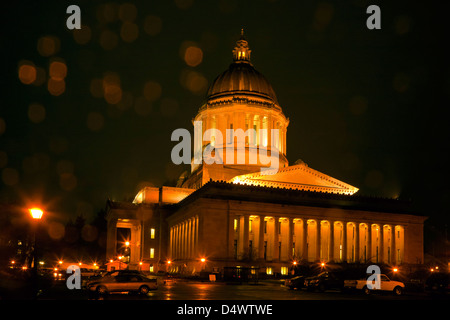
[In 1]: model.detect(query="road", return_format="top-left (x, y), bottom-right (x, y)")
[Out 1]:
top-left (36, 278), bottom-right (447, 300)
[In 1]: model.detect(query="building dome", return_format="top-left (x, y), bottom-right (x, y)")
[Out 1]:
top-left (205, 30), bottom-right (279, 105)
top-left (206, 62), bottom-right (279, 104)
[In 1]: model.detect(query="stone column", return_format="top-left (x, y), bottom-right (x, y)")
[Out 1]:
top-left (302, 220), bottom-right (308, 261)
top-left (343, 222), bottom-right (348, 263)
top-left (329, 220), bottom-right (334, 262)
top-left (379, 225), bottom-right (384, 263)
top-left (259, 216), bottom-right (265, 260)
top-left (391, 226), bottom-right (396, 264)
top-left (288, 218), bottom-right (294, 260)
top-left (355, 222), bottom-right (360, 263)
top-left (243, 215), bottom-right (250, 259)
top-left (273, 218), bottom-right (279, 261)
top-left (316, 220), bottom-right (321, 261)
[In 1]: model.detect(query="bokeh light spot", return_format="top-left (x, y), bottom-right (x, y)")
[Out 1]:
top-left (119, 3), bottom-right (137, 22)
top-left (28, 103), bottom-right (46, 123)
top-left (86, 112), bottom-right (105, 131)
top-left (48, 222), bottom-right (65, 240)
top-left (143, 15), bottom-right (162, 36)
top-left (73, 25), bottom-right (92, 45)
top-left (143, 81), bottom-right (162, 101)
top-left (100, 30), bottom-right (119, 50)
top-left (59, 173), bottom-right (77, 191)
top-left (49, 61), bottom-right (67, 81)
top-left (37, 36), bottom-right (60, 57)
top-left (184, 46), bottom-right (203, 67)
top-left (47, 78), bottom-right (66, 96)
top-left (18, 62), bottom-right (36, 85)
top-left (175, 0), bottom-right (194, 10)
top-left (120, 22), bottom-right (139, 43)
top-left (2, 168), bottom-right (19, 186)
top-left (134, 96), bottom-right (152, 116)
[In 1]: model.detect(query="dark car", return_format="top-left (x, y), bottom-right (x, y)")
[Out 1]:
top-left (285, 276), bottom-right (306, 290)
top-left (304, 271), bottom-right (345, 292)
top-left (425, 272), bottom-right (450, 294)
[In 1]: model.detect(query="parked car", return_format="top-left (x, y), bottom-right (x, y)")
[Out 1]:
top-left (350, 274), bottom-right (405, 296)
top-left (425, 272), bottom-right (450, 294)
top-left (87, 273), bottom-right (158, 295)
top-left (285, 276), bottom-right (306, 290)
top-left (304, 271), bottom-right (345, 292)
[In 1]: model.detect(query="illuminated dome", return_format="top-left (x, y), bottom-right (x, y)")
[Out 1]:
top-left (206, 30), bottom-right (279, 105)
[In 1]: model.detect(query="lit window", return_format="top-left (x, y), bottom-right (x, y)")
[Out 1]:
top-left (150, 228), bottom-right (155, 239)
top-left (234, 219), bottom-right (237, 231)
top-left (281, 267), bottom-right (288, 275)
top-left (149, 264), bottom-right (154, 272)
top-left (266, 267), bottom-right (272, 275)
top-left (150, 248), bottom-right (155, 258)
top-left (249, 219), bottom-right (252, 233)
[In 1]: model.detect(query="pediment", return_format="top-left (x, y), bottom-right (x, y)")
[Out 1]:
top-left (229, 162), bottom-right (358, 195)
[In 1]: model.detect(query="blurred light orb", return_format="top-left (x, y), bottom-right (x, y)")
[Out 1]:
top-left (184, 46), bottom-right (203, 67)
top-left (86, 112), bottom-right (105, 131)
top-left (18, 63), bottom-right (36, 85)
top-left (37, 36), bottom-right (60, 57)
top-left (49, 61), bottom-right (67, 81)
top-left (120, 22), bottom-right (139, 43)
top-left (47, 78), bottom-right (66, 96)
top-left (100, 30), bottom-right (119, 50)
top-left (28, 103), bottom-right (46, 123)
top-left (2, 167), bottom-right (19, 186)
top-left (119, 3), bottom-right (137, 22)
top-left (143, 81), bottom-right (162, 101)
top-left (73, 25), bottom-right (92, 45)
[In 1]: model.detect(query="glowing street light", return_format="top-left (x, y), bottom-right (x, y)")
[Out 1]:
top-left (29, 208), bottom-right (43, 220)
top-left (29, 207), bottom-right (44, 299)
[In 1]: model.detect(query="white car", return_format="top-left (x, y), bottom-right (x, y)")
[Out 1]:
top-left (346, 274), bottom-right (405, 296)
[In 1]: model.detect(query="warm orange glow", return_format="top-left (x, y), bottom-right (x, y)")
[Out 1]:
top-left (18, 64), bottom-right (37, 84)
top-left (58, 260), bottom-right (63, 264)
top-left (11, 260), bottom-right (15, 265)
top-left (184, 46), bottom-right (203, 67)
top-left (110, 259), bottom-right (113, 263)
top-left (200, 258), bottom-right (206, 263)
top-left (139, 261), bottom-right (143, 265)
top-left (167, 260), bottom-right (172, 264)
top-left (293, 261), bottom-right (297, 265)
top-left (393, 268), bottom-right (398, 272)
top-left (49, 61), bottom-right (67, 80)
top-left (47, 78), bottom-right (65, 96)
top-left (125, 241), bottom-right (130, 246)
top-left (29, 208), bottom-right (43, 220)
top-left (321, 262), bottom-right (325, 267)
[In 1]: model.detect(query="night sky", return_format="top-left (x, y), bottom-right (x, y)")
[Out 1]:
top-left (1, 0), bottom-right (449, 228)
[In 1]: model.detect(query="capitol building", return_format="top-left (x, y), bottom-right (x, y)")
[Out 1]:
top-left (105, 31), bottom-right (426, 276)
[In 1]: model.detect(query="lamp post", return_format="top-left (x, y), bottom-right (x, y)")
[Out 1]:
top-left (29, 208), bottom-right (43, 298)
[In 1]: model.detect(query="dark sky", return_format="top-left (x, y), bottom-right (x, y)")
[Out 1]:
top-left (1, 0), bottom-right (449, 225)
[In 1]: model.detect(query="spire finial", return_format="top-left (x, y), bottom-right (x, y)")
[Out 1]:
top-left (232, 29), bottom-right (251, 63)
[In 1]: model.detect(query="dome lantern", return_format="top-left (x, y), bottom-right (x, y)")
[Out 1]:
top-left (232, 29), bottom-right (251, 63)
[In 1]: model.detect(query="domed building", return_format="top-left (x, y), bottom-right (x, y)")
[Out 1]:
top-left (105, 31), bottom-right (426, 276)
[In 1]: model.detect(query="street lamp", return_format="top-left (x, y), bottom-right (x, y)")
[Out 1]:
top-left (29, 208), bottom-right (43, 220)
top-left (29, 207), bottom-right (44, 298)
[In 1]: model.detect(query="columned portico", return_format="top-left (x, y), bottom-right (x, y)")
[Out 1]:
top-left (231, 213), bottom-right (407, 265)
